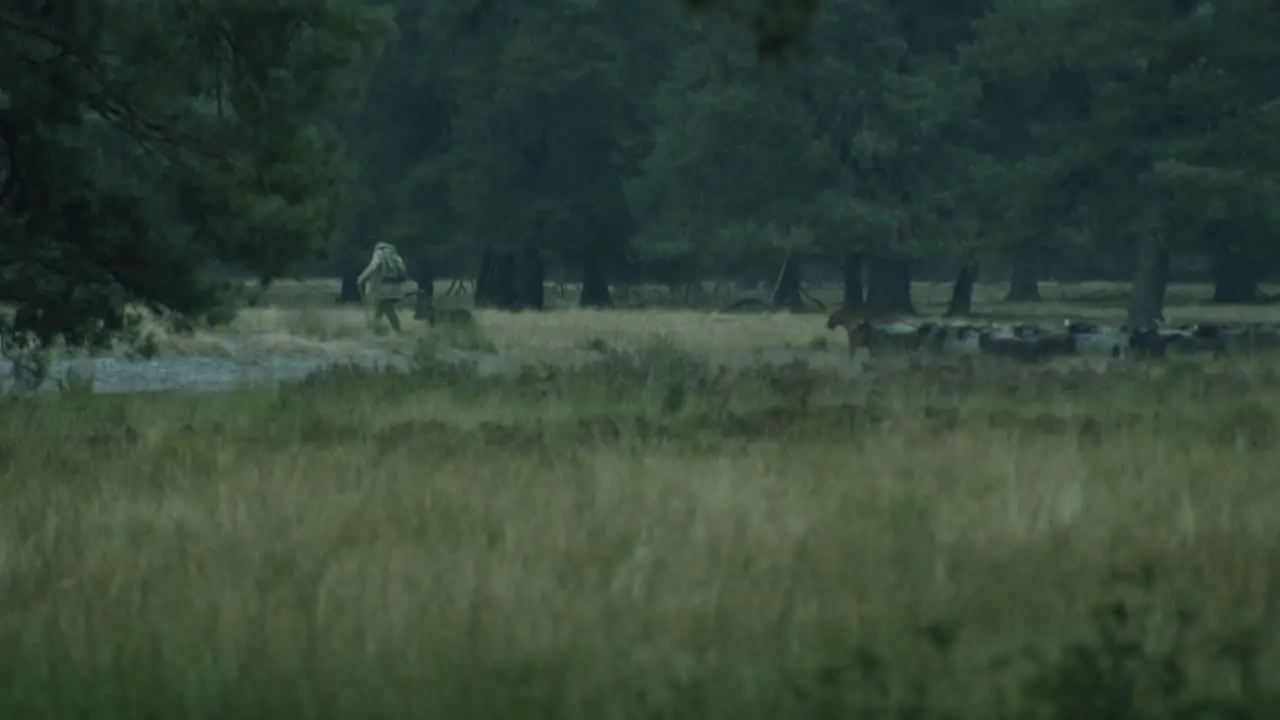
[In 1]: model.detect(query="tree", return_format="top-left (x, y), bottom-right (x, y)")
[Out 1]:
top-left (626, 17), bottom-right (836, 308)
top-left (341, 1), bottom-right (454, 287)
top-left (632, 0), bottom-right (982, 315)
top-left (386, 0), bottom-right (662, 311)
top-left (970, 0), bottom-right (1280, 326)
top-left (788, 0), bottom-right (984, 315)
top-left (0, 0), bottom-right (391, 347)
top-left (340, 0), bottom-right (1278, 327)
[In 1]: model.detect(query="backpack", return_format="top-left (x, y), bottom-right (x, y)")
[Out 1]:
top-left (380, 249), bottom-right (408, 283)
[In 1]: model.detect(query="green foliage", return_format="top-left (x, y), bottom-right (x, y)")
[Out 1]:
top-left (341, 0), bottom-right (1278, 302)
top-left (626, 0), bottom-right (986, 283)
top-left (680, 0), bottom-right (822, 59)
top-left (0, 0), bottom-right (392, 348)
top-left (356, 1), bottom-right (660, 273)
top-left (627, 33), bottom-right (835, 273)
top-left (969, 0), bottom-right (1280, 258)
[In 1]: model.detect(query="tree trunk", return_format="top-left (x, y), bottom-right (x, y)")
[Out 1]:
top-left (493, 252), bottom-right (518, 310)
top-left (839, 253), bottom-right (864, 310)
top-left (1154, 243), bottom-right (1169, 313)
top-left (474, 249), bottom-right (498, 308)
top-left (770, 253), bottom-right (803, 310)
top-left (476, 250), bottom-right (519, 310)
top-left (1211, 251), bottom-right (1261, 304)
top-left (865, 256), bottom-right (916, 315)
top-left (337, 268), bottom-right (362, 304)
top-left (513, 246), bottom-right (545, 311)
top-left (1127, 232), bottom-right (1169, 330)
top-left (415, 257), bottom-right (434, 305)
top-left (946, 260), bottom-right (978, 317)
top-left (579, 250), bottom-right (613, 308)
top-left (1005, 251), bottom-right (1041, 302)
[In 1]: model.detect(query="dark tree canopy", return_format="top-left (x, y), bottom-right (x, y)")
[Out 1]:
top-left (0, 0), bottom-right (391, 346)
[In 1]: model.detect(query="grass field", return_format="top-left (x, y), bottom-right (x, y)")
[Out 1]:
top-left (2, 280), bottom-right (1280, 717)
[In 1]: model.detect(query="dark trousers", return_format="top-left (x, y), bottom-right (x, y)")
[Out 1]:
top-left (374, 298), bottom-right (402, 333)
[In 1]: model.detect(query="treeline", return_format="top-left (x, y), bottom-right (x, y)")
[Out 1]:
top-left (2, 1), bottom-right (1278, 344)
top-left (341, 0), bottom-right (1280, 325)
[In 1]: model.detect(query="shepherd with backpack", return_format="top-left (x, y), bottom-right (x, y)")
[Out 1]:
top-left (357, 240), bottom-right (410, 334)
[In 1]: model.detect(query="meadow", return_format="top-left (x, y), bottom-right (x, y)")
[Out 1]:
top-left (1, 279), bottom-right (1279, 717)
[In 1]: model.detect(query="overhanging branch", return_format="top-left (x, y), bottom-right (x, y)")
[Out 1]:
top-left (2, 11), bottom-right (241, 167)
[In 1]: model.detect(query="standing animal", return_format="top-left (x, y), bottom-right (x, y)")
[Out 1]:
top-left (826, 308), bottom-right (918, 355)
top-left (826, 308), bottom-right (868, 356)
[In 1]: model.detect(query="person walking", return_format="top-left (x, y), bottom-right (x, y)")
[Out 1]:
top-left (357, 240), bottom-right (409, 334)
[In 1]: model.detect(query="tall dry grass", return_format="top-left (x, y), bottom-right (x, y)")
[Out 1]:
top-left (2, 325), bottom-right (1279, 717)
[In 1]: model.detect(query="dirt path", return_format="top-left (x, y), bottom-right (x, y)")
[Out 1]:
top-left (1, 337), bottom-right (409, 395)
top-left (3, 342), bottom-right (862, 396)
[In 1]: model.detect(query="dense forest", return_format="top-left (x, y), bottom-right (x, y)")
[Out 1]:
top-left (2, 0), bottom-right (1279, 343)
